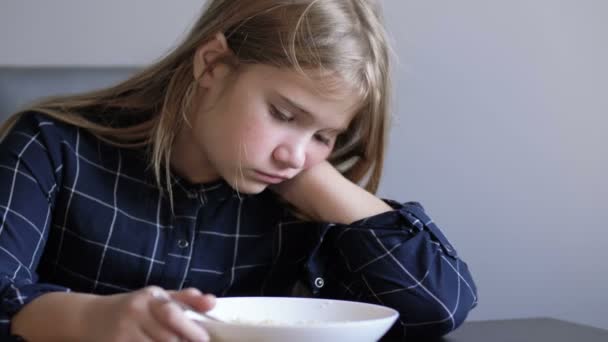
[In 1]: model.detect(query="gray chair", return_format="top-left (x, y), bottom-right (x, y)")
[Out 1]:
top-left (0, 67), bottom-right (138, 121)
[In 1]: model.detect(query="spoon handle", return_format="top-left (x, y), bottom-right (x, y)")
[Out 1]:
top-left (151, 289), bottom-right (223, 323)
top-left (179, 303), bottom-right (224, 323)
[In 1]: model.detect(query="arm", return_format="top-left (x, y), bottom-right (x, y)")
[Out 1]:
top-left (272, 161), bottom-right (392, 224)
top-left (10, 292), bottom-right (94, 341)
top-left (1, 114), bottom-right (213, 341)
top-left (11, 287), bottom-right (215, 342)
top-left (274, 161), bottom-right (478, 339)
top-left (0, 113), bottom-right (71, 339)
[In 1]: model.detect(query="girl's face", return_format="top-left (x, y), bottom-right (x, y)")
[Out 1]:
top-left (172, 64), bottom-right (360, 194)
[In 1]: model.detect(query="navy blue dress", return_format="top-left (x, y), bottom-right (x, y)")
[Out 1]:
top-left (0, 112), bottom-right (477, 339)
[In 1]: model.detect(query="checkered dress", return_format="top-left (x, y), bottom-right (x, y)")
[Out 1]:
top-left (0, 112), bottom-right (477, 340)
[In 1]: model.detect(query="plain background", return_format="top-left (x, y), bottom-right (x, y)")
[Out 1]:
top-left (1, 0), bottom-right (607, 330)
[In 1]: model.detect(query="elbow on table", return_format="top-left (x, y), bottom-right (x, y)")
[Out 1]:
top-left (424, 303), bottom-right (474, 338)
top-left (387, 296), bottom-right (475, 339)
top-left (382, 313), bottom-right (461, 340)
top-left (412, 259), bottom-right (478, 337)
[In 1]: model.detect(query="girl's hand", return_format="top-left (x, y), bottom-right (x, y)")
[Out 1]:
top-left (270, 161), bottom-right (338, 221)
top-left (82, 286), bottom-right (215, 342)
top-left (271, 161), bottom-right (392, 224)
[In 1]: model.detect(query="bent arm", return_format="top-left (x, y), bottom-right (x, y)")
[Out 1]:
top-left (274, 161), bottom-right (477, 338)
top-left (0, 113), bottom-right (72, 339)
top-left (322, 202), bottom-right (478, 339)
top-left (272, 161), bottom-right (393, 224)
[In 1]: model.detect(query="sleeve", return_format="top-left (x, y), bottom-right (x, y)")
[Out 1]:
top-left (302, 200), bottom-right (478, 340)
top-left (0, 113), bottom-right (71, 338)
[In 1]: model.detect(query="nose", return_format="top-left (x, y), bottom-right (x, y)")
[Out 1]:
top-left (273, 138), bottom-right (306, 170)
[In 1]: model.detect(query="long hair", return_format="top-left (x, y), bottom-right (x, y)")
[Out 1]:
top-left (0, 0), bottom-right (392, 202)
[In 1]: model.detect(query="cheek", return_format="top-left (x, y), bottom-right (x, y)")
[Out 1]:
top-left (237, 122), bottom-right (276, 159)
top-left (303, 148), bottom-right (331, 169)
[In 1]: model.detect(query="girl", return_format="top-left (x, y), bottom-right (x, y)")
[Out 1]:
top-left (0, 0), bottom-right (477, 341)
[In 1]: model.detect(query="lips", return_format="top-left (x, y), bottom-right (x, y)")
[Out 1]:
top-left (253, 170), bottom-right (290, 184)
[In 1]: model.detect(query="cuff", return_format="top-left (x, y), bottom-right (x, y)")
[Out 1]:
top-left (349, 200), bottom-right (458, 257)
top-left (1, 282), bottom-right (71, 318)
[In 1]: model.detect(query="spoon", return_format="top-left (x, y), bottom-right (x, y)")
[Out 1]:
top-left (151, 290), bottom-right (224, 323)
top-left (177, 301), bottom-right (225, 323)
top-left (180, 305), bottom-right (226, 323)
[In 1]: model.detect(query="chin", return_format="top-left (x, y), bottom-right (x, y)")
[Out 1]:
top-left (225, 178), bottom-right (268, 194)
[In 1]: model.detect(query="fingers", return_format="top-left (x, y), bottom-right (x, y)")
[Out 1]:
top-left (145, 287), bottom-right (209, 341)
top-left (139, 317), bottom-right (179, 342)
top-left (137, 286), bottom-right (211, 342)
top-left (133, 287), bottom-right (182, 341)
top-left (170, 287), bottom-right (216, 312)
top-left (150, 299), bottom-right (210, 342)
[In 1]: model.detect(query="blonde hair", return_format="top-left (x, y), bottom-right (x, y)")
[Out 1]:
top-left (1, 0), bottom-right (392, 201)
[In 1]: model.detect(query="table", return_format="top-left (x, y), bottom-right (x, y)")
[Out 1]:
top-left (441, 317), bottom-right (608, 342)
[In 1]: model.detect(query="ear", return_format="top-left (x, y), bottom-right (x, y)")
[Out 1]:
top-left (193, 32), bottom-right (232, 87)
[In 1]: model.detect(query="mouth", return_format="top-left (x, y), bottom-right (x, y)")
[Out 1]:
top-left (253, 170), bottom-right (290, 184)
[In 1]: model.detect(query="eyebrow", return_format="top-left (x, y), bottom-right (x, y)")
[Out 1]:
top-left (275, 93), bottom-right (348, 133)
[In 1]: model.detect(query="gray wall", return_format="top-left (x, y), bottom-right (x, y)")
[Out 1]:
top-left (2, 0), bottom-right (607, 330)
top-left (380, 0), bottom-right (608, 330)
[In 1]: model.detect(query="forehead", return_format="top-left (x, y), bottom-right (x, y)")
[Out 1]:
top-left (240, 64), bottom-right (362, 127)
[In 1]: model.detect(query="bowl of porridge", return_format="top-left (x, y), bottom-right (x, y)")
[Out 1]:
top-left (198, 296), bottom-right (399, 342)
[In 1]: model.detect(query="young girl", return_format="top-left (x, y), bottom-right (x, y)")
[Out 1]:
top-left (0, 0), bottom-right (477, 340)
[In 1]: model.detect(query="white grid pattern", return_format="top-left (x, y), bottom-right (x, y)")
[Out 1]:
top-left (0, 113), bottom-right (478, 340)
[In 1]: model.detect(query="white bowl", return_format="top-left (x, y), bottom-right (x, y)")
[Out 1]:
top-left (201, 297), bottom-right (399, 342)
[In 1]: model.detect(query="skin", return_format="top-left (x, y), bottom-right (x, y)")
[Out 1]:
top-left (171, 33), bottom-right (359, 194)
top-left (171, 32), bottom-right (393, 225)
top-left (12, 286), bottom-right (215, 341)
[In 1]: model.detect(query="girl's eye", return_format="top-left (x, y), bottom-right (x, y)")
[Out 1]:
top-left (269, 105), bottom-right (293, 122)
top-left (314, 133), bottom-right (332, 146)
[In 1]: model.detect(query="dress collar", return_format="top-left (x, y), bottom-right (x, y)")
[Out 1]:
top-left (170, 173), bottom-right (245, 204)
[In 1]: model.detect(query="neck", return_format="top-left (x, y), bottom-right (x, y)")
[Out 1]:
top-left (170, 123), bottom-right (219, 184)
